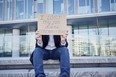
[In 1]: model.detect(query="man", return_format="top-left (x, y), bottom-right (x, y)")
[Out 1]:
top-left (30, 31), bottom-right (70, 77)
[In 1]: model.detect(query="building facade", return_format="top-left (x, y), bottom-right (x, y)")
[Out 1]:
top-left (0, 0), bottom-right (116, 58)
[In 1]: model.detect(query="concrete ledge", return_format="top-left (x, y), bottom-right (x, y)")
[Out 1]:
top-left (0, 68), bottom-right (116, 77)
top-left (0, 57), bottom-right (116, 69)
top-left (0, 57), bottom-right (116, 65)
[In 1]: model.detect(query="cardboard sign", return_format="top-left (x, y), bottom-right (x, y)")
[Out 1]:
top-left (38, 14), bottom-right (68, 35)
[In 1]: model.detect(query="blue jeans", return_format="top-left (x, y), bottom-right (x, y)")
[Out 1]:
top-left (33, 47), bottom-right (70, 77)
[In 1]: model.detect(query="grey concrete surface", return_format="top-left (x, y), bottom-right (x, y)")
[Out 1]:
top-left (0, 57), bottom-right (116, 77)
top-left (0, 57), bottom-right (116, 70)
top-left (0, 57), bottom-right (116, 65)
top-left (0, 68), bottom-right (116, 77)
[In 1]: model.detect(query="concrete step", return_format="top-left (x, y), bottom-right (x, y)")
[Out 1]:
top-left (0, 68), bottom-right (116, 77)
top-left (0, 57), bottom-right (116, 70)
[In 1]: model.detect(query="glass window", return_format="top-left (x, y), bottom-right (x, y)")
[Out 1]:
top-left (26, 24), bottom-right (36, 56)
top-left (27, 0), bottom-right (34, 18)
top-left (20, 23), bottom-right (36, 57)
top-left (53, 0), bottom-right (64, 14)
top-left (109, 19), bottom-right (116, 56)
top-left (68, 0), bottom-right (74, 15)
top-left (78, 0), bottom-right (94, 14)
top-left (78, 25), bottom-right (89, 56)
top-left (0, 28), bottom-right (4, 57)
top-left (24, 0), bottom-right (28, 18)
top-left (73, 26), bottom-right (79, 56)
top-left (26, 32), bottom-right (35, 55)
top-left (72, 19), bottom-right (116, 57)
top-left (89, 24), bottom-right (98, 56)
top-left (99, 20), bottom-right (109, 56)
top-left (90, 0), bottom-right (94, 13)
top-left (6, 0), bottom-right (12, 20)
top-left (73, 24), bottom-right (90, 56)
top-left (0, 0), bottom-right (3, 21)
top-left (101, 0), bottom-right (110, 12)
top-left (79, 0), bottom-right (85, 6)
top-left (38, 0), bottom-right (44, 14)
top-left (0, 28), bottom-right (12, 57)
top-left (20, 25), bottom-right (28, 57)
top-left (20, 35), bottom-right (27, 56)
top-left (46, 0), bottom-right (53, 14)
top-left (16, 0), bottom-right (25, 19)
top-left (4, 32), bottom-right (12, 57)
top-left (20, 33), bottom-right (35, 57)
top-left (110, 0), bottom-right (116, 11)
top-left (111, 0), bottom-right (114, 3)
top-left (97, 0), bottom-right (101, 12)
top-left (87, 0), bottom-right (89, 6)
top-left (78, 0), bottom-right (86, 14)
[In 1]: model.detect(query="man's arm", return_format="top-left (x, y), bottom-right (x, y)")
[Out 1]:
top-left (60, 30), bottom-right (68, 46)
top-left (35, 31), bottom-right (43, 47)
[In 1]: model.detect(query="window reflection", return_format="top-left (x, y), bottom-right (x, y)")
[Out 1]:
top-left (109, 20), bottom-right (116, 56)
top-left (0, 28), bottom-right (12, 57)
top-left (20, 35), bottom-right (27, 56)
top-left (0, 23), bottom-right (36, 57)
top-left (99, 21), bottom-right (109, 56)
top-left (38, 0), bottom-right (44, 14)
top-left (98, 0), bottom-right (111, 12)
top-left (20, 23), bottom-right (36, 57)
top-left (16, 0), bottom-right (24, 19)
top-left (101, 0), bottom-right (110, 12)
top-left (78, 25), bottom-right (89, 56)
top-left (73, 24), bottom-right (90, 56)
top-left (68, 0), bottom-right (74, 15)
top-left (46, 0), bottom-right (53, 14)
top-left (0, 0), bottom-right (3, 21)
top-left (78, 0), bottom-right (94, 14)
top-left (6, 0), bottom-right (12, 20)
top-left (4, 35), bottom-right (12, 57)
top-left (79, 0), bottom-right (85, 6)
top-left (20, 33), bottom-right (35, 57)
top-left (89, 25), bottom-right (98, 56)
top-left (73, 19), bottom-right (116, 56)
top-left (110, 0), bottom-right (116, 11)
top-left (28, 0), bottom-right (34, 18)
top-left (53, 0), bottom-right (64, 14)
top-left (0, 29), bottom-right (4, 57)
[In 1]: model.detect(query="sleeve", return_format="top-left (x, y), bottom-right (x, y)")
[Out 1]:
top-left (61, 41), bottom-right (66, 46)
top-left (35, 39), bottom-right (43, 48)
top-left (60, 39), bottom-right (68, 47)
top-left (37, 42), bottom-right (43, 47)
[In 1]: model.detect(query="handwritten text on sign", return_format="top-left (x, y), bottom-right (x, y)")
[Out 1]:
top-left (38, 14), bottom-right (67, 35)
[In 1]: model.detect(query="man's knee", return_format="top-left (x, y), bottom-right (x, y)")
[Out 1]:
top-left (33, 47), bottom-right (43, 55)
top-left (34, 47), bottom-right (42, 51)
top-left (58, 47), bottom-right (68, 51)
top-left (58, 47), bottom-right (69, 54)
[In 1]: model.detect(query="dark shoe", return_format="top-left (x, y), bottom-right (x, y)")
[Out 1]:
top-left (38, 74), bottom-right (45, 77)
top-left (60, 72), bottom-right (68, 77)
top-left (62, 74), bottom-right (68, 77)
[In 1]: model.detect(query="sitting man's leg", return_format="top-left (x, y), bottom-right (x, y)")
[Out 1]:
top-left (33, 47), bottom-right (49, 77)
top-left (52, 47), bottom-right (70, 77)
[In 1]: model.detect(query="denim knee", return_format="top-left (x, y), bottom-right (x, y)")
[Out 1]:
top-left (58, 47), bottom-right (69, 55)
top-left (33, 47), bottom-right (43, 55)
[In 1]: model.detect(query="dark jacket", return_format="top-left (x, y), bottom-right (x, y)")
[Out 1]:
top-left (36, 35), bottom-right (68, 48)
top-left (30, 35), bottom-right (68, 65)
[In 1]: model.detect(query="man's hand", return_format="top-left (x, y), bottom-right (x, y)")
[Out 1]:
top-left (60, 31), bottom-right (68, 44)
top-left (35, 31), bottom-right (42, 44)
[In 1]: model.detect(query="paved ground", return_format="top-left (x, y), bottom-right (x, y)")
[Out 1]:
top-left (0, 67), bottom-right (116, 77)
